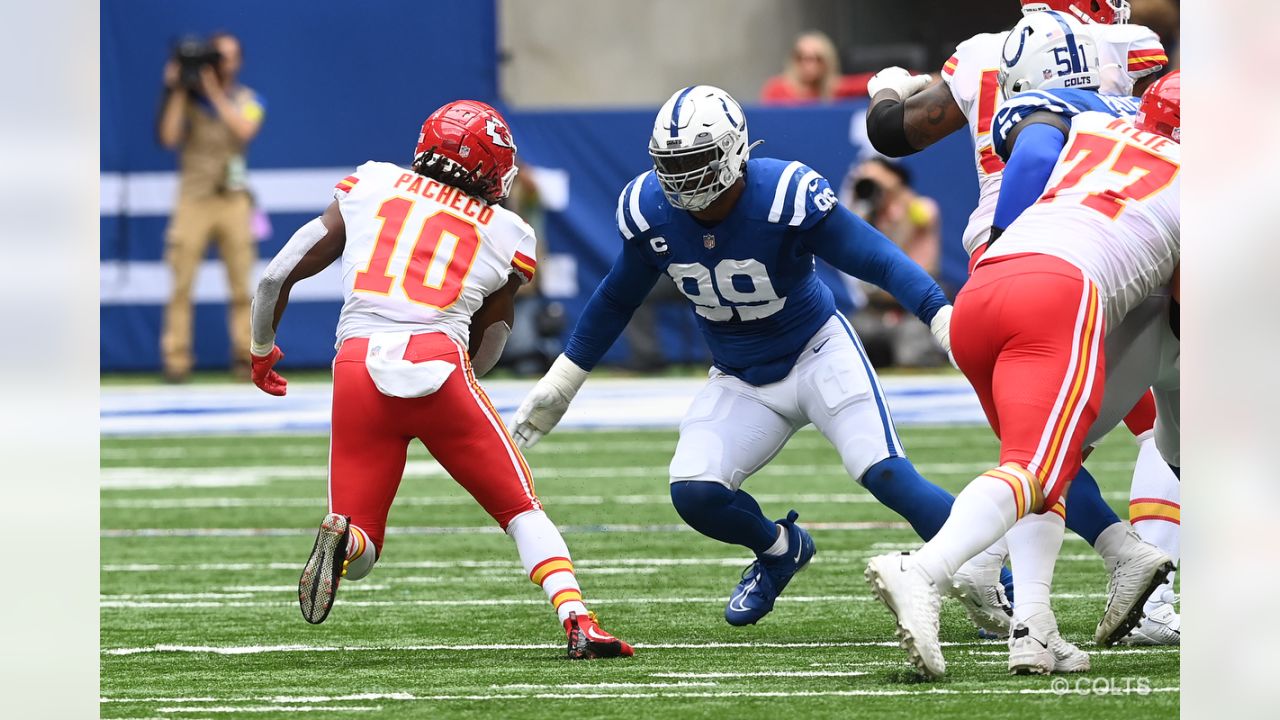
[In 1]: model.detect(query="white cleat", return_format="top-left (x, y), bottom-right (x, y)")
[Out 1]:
top-left (1095, 531), bottom-right (1174, 645)
top-left (950, 555), bottom-right (1012, 639)
top-left (1009, 611), bottom-right (1089, 674)
top-left (1121, 591), bottom-right (1180, 646)
top-left (866, 552), bottom-right (946, 679)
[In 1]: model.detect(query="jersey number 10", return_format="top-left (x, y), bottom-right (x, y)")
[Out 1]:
top-left (353, 197), bottom-right (481, 309)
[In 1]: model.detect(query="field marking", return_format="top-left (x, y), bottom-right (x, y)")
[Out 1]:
top-left (100, 522), bottom-right (920, 538)
top-left (156, 706), bottom-right (381, 714)
top-left (104, 640), bottom-right (996, 656)
top-left (652, 671), bottom-right (868, 678)
top-left (496, 682), bottom-right (719, 689)
top-left (103, 693), bottom-right (414, 704)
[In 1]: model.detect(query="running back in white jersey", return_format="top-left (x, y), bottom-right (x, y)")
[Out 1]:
top-left (332, 161), bottom-right (537, 348)
top-left (983, 111), bottom-right (1179, 329)
top-left (940, 24), bottom-right (1166, 255)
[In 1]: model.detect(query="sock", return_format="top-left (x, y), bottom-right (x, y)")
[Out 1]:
top-left (1129, 435), bottom-right (1181, 599)
top-left (762, 524), bottom-right (789, 557)
top-left (1064, 466), bottom-right (1120, 545)
top-left (860, 457), bottom-right (955, 540)
top-left (1006, 511), bottom-right (1066, 625)
top-left (669, 481), bottom-right (779, 555)
top-left (968, 537), bottom-right (1016, 603)
top-left (914, 465), bottom-right (1038, 588)
top-left (343, 524), bottom-right (377, 581)
top-left (1093, 520), bottom-right (1138, 571)
top-left (505, 510), bottom-right (588, 623)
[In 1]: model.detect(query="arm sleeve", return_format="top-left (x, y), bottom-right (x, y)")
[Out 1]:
top-left (801, 205), bottom-right (949, 325)
top-left (562, 239), bottom-right (662, 371)
top-left (991, 122), bottom-right (1068, 231)
top-left (250, 216), bottom-right (326, 354)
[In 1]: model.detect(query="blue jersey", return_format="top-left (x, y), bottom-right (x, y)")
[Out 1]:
top-left (564, 158), bottom-right (948, 386)
top-left (990, 89), bottom-right (1140, 231)
top-left (993, 88), bottom-right (1140, 161)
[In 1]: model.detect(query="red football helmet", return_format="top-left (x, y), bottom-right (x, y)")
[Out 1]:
top-left (414, 100), bottom-right (518, 204)
top-left (1135, 71), bottom-right (1179, 141)
top-left (1020, 0), bottom-right (1129, 24)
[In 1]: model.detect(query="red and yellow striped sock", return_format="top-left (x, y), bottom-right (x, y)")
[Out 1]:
top-left (530, 556), bottom-right (587, 623)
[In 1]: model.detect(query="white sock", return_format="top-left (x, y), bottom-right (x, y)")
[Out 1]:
top-left (1129, 435), bottom-right (1180, 601)
top-left (915, 467), bottom-right (1033, 589)
top-left (1006, 511), bottom-right (1065, 625)
top-left (1093, 520), bottom-right (1138, 571)
top-left (506, 510), bottom-right (588, 623)
top-left (762, 523), bottom-right (789, 557)
top-left (343, 524), bottom-right (377, 581)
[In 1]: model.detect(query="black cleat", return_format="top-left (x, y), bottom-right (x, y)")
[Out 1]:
top-left (298, 513), bottom-right (350, 625)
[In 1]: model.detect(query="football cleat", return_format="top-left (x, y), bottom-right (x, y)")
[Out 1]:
top-left (1120, 590), bottom-right (1180, 646)
top-left (950, 555), bottom-right (1013, 639)
top-left (565, 611), bottom-right (634, 660)
top-left (1008, 610), bottom-right (1090, 674)
top-left (865, 552), bottom-right (946, 679)
top-left (298, 513), bottom-right (349, 625)
top-left (1094, 531), bottom-right (1174, 645)
top-left (724, 510), bottom-right (816, 626)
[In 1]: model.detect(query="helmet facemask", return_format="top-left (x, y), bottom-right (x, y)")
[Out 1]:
top-left (650, 130), bottom-right (744, 212)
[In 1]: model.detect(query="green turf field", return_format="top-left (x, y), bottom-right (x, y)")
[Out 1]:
top-left (101, 425), bottom-right (1178, 718)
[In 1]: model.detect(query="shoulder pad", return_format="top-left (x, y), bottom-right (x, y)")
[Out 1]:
top-left (757, 159), bottom-right (837, 230)
top-left (992, 90), bottom-right (1084, 158)
top-left (942, 32), bottom-right (1003, 83)
top-left (616, 170), bottom-right (668, 240)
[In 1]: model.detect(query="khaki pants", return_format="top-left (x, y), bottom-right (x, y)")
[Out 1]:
top-left (161, 191), bottom-right (256, 375)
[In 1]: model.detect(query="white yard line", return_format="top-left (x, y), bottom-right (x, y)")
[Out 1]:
top-left (104, 640), bottom-right (994, 656)
top-left (100, 522), bottom-right (915, 538)
top-left (652, 671), bottom-right (868, 678)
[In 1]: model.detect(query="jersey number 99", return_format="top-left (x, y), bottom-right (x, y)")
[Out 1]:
top-left (667, 258), bottom-right (786, 322)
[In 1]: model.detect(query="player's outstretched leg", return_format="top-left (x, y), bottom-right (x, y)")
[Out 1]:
top-left (505, 509), bottom-right (633, 659)
top-left (669, 481), bottom-right (816, 626)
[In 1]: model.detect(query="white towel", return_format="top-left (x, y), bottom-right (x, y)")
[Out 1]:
top-left (364, 331), bottom-right (455, 398)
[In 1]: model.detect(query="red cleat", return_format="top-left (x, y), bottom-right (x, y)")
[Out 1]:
top-left (565, 611), bottom-right (634, 659)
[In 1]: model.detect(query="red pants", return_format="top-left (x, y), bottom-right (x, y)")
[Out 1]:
top-left (328, 333), bottom-right (540, 552)
top-left (952, 254), bottom-right (1107, 510)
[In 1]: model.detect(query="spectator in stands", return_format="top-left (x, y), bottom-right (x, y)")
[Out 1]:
top-left (156, 32), bottom-right (265, 382)
top-left (760, 30), bottom-right (872, 104)
top-left (838, 157), bottom-right (945, 368)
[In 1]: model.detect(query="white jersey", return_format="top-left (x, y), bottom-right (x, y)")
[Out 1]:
top-left (983, 112), bottom-right (1179, 330)
top-left (332, 161), bottom-right (537, 347)
top-left (940, 23), bottom-right (1166, 255)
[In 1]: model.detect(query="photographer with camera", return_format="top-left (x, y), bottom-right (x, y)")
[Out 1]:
top-left (156, 32), bottom-right (265, 382)
top-left (838, 157), bottom-right (945, 368)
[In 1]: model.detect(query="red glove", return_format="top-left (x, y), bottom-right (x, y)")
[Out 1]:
top-left (251, 345), bottom-right (287, 396)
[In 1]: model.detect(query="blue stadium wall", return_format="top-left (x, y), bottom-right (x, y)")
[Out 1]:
top-left (101, 1), bottom-right (978, 371)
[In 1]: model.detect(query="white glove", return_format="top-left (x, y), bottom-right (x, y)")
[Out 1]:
top-left (511, 354), bottom-right (589, 449)
top-left (929, 304), bottom-right (959, 369)
top-left (868, 67), bottom-right (933, 101)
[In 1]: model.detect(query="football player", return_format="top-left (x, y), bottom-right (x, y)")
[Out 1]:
top-left (511, 85), bottom-right (1012, 632)
top-left (864, 0), bottom-right (1180, 645)
top-left (866, 19), bottom-right (1179, 678)
top-left (248, 100), bottom-right (634, 660)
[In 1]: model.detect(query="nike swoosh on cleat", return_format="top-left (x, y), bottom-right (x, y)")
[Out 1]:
top-left (585, 626), bottom-right (615, 643)
top-left (728, 577), bottom-right (759, 612)
top-left (793, 538), bottom-right (804, 564)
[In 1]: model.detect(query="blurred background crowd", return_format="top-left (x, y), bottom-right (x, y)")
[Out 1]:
top-left (101, 0), bottom-right (1180, 379)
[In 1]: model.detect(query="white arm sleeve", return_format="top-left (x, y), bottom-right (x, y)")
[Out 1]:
top-left (250, 216), bottom-right (328, 355)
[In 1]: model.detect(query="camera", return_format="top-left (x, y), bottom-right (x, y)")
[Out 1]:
top-left (173, 36), bottom-right (221, 91)
top-left (851, 177), bottom-right (883, 220)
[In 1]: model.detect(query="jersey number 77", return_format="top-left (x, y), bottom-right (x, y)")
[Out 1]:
top-left (1038, 134), bottom-right (1179, 220)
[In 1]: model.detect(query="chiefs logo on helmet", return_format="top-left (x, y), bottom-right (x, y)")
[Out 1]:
top-left (413, 99), bottom-right (519, 204)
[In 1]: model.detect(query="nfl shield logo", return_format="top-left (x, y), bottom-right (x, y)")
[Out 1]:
top-left (703, 233), bottom-right (716, 249)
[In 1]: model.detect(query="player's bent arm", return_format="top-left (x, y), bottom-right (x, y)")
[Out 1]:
top-left (248, 202), bottom-right (345, 395)
top-left (512, 241), bottom-right (659, 448)
top-left (468, 276), bottom-right (519, 377)
top-left (802, 205), bottom-right (948, 327)
top-left (989, 114), bottom-right (1070, 237)
top-left (866, 78), bottom-right (966, 157)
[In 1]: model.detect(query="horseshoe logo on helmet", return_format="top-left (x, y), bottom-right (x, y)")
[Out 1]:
top-left (1003, 25), bottom-right (1036, 67)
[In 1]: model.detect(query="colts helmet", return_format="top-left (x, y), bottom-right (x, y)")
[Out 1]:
top-left (1135, 70), bottom-right (1180, 141)
top-left (999, 11), bottom-right (1102, 95)
top-left (649, 85), bottom-right (759, 212)
top-left (1021, 0), bottom-right (1130, 24)
top-left (414, 100), bottom-right (518, 204)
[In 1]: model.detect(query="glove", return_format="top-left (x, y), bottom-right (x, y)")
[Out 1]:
top-left (251, 345), bottom-right (288, 396)
top-left (930, 304), bottom-right (953, 355)
top-left (512, 354), bottom-right (589, 449)
top-left (868, 67), bottom-right (933, 101)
